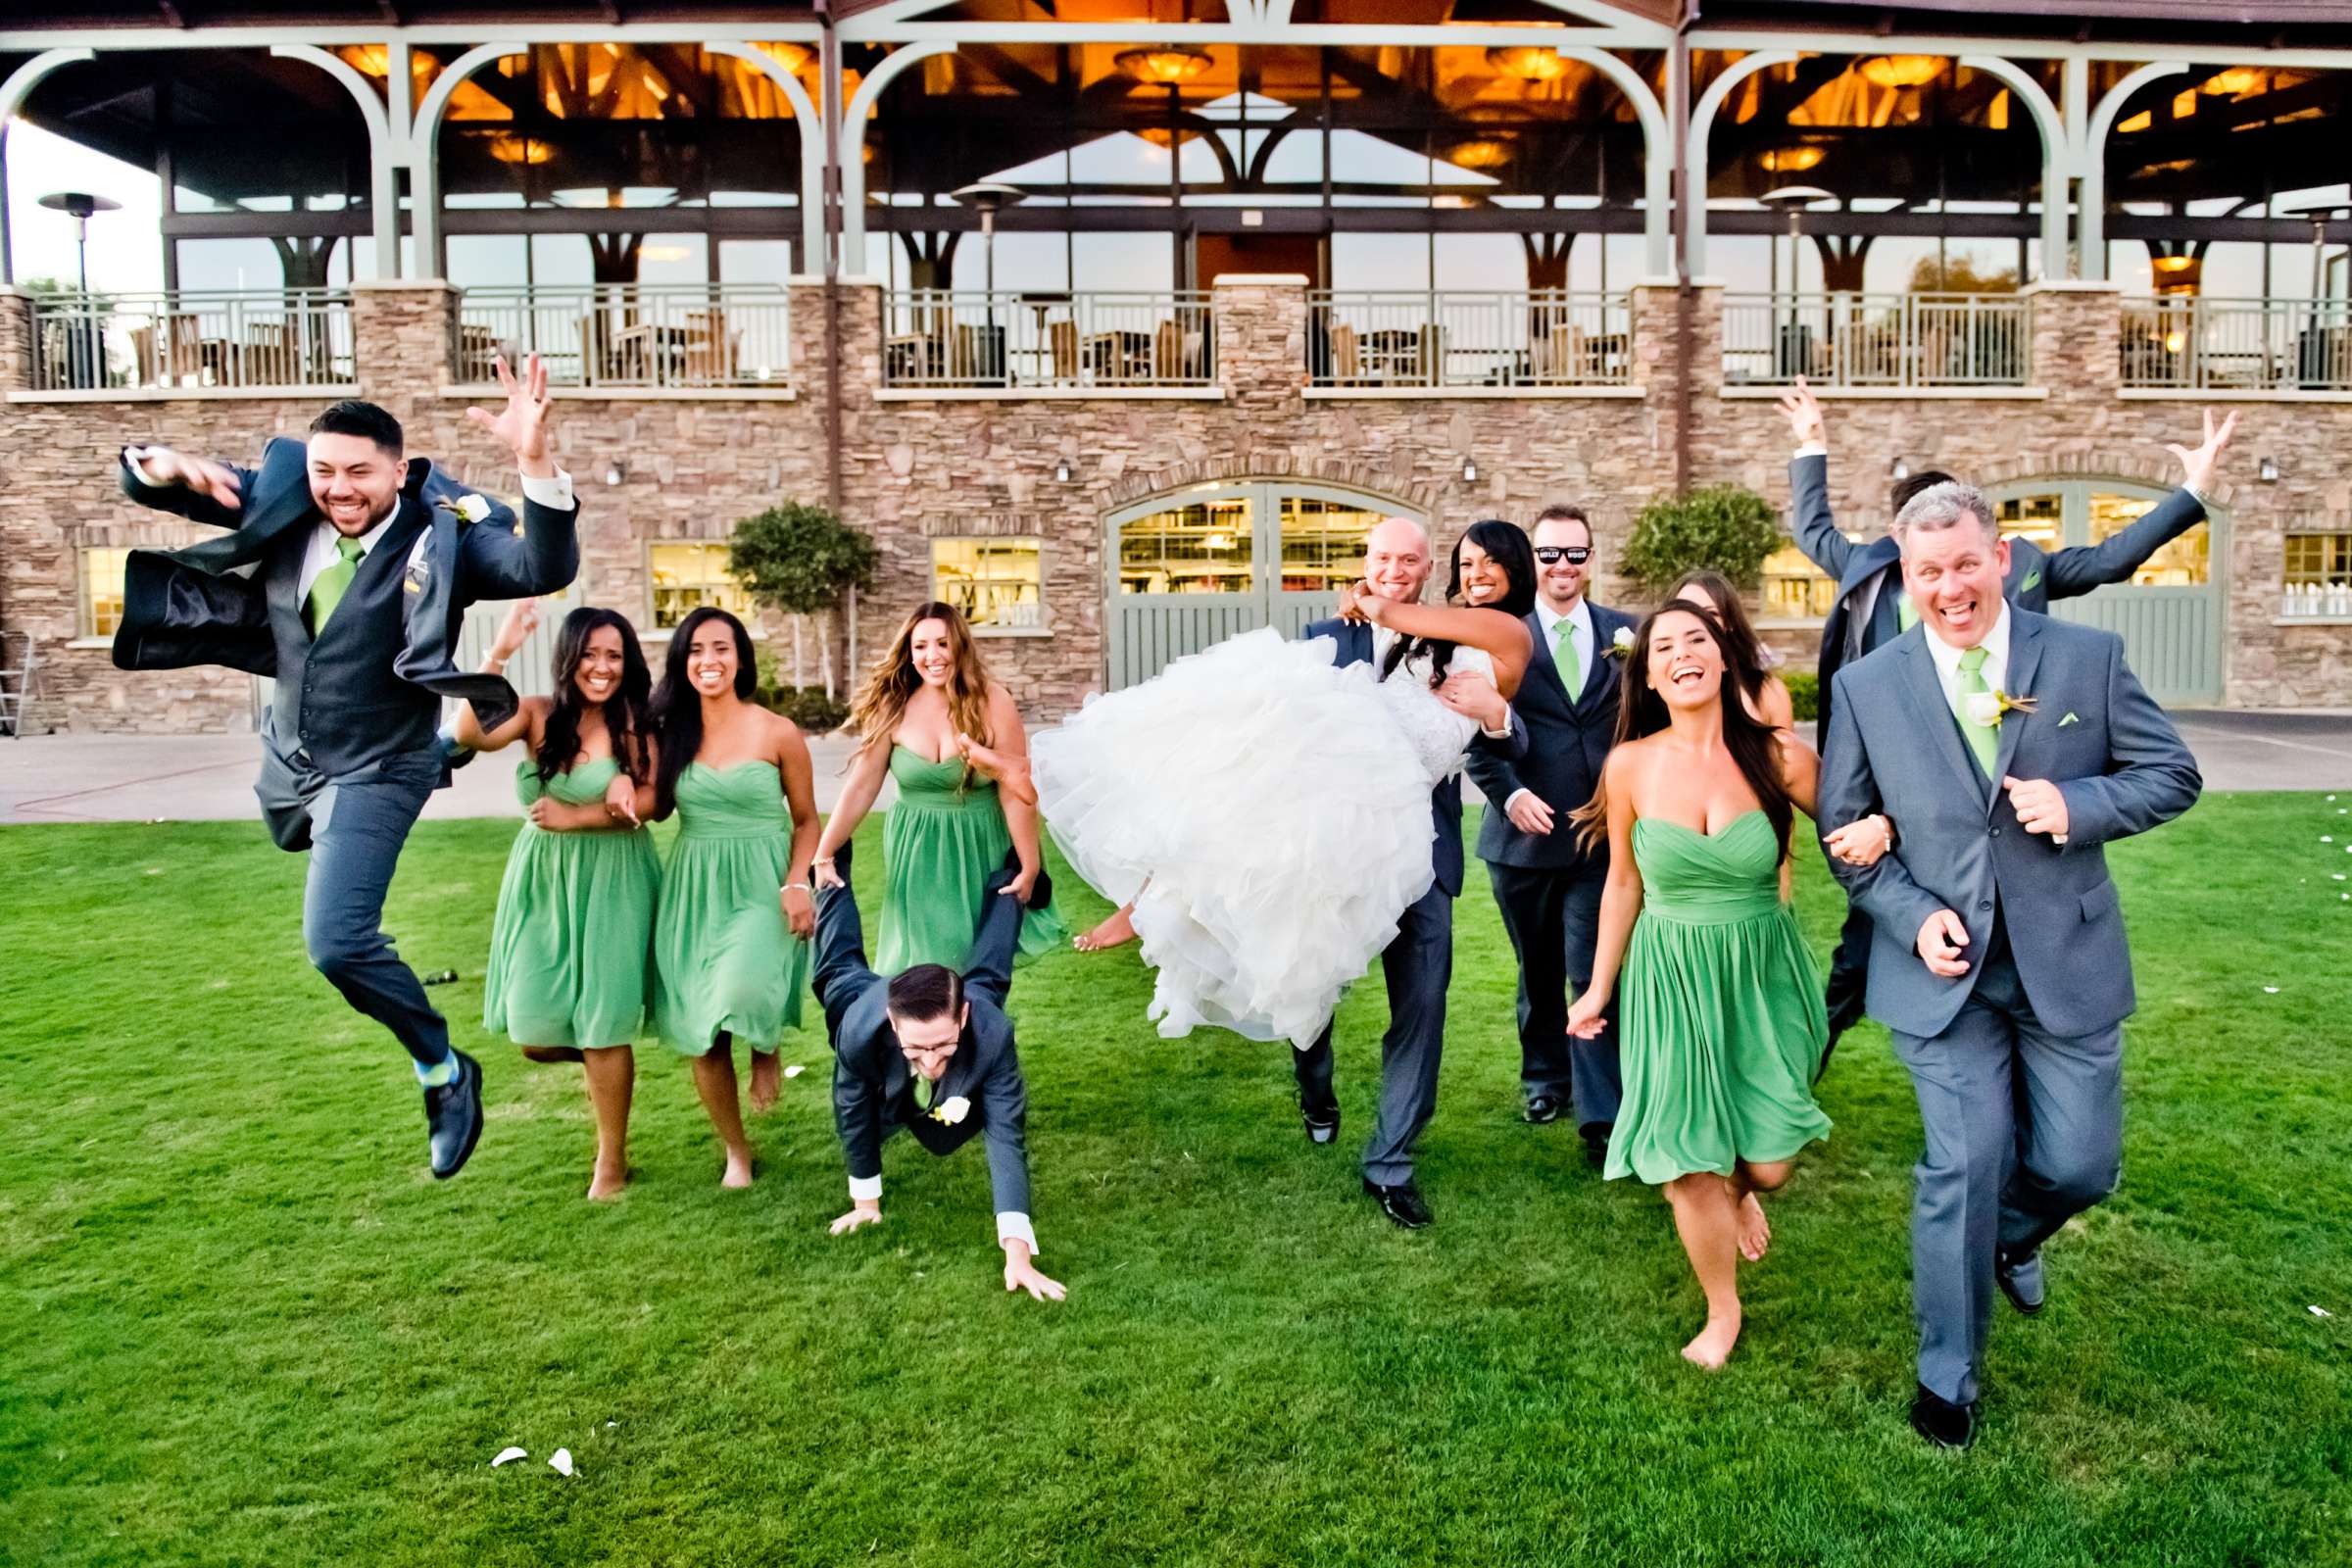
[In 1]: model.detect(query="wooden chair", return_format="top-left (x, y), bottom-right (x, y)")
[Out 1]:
top-left (1152, 318), bottom-right (1182, 381)
top-left (1048, 318), bottom-right (1078, 383)
top-left (684, 309), bottom-right (737, 383)
top-left (1329, 322), bottom-right (1361, 383)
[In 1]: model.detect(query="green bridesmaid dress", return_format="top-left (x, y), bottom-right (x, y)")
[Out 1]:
top-left (876, 744), bottom-right (1066, 972)
top-left (482, 757), bottom-right (662, 1050)
top-left (1605, 809), bottom-right (1832, 1186)
top-left (654, 760), bottom-right (810, 1054)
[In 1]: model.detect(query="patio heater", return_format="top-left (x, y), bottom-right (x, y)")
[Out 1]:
top-left (1759, 186), bottom-right (1833, 381)
top-left (952, 181), bottom-right (1026, 383)
top-left (2278, 197), bottom-right (2352, 387)
top-left (37, 191), bottom-right (121, 390)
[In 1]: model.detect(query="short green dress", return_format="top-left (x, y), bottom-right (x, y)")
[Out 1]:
top-left (876, 744), bottom-right (1067, 972)
top-left (654, 760), bottom-right (809, 1054)
top-left (482, 757), bottom-right (661, 1050)
top-left (1605, 809), bottom-right (1832, 1186)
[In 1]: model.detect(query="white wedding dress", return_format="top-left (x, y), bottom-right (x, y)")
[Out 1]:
top-left (1032, 626), bottom-right (1492, 1049)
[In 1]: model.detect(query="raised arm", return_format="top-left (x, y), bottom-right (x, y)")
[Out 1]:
top-left (2045, 411), bottom-right (2230, 600)
top-left (455, 356), bottom-right (580, 601)
top-left (118, 446), bottom-right (259, 531)
top-left (813, 740), bottom-right (892, 879)
top-left (1349, 589), bottom-right (1534, 698)
top-left (1778, 379), bottom-right (1855, 581)
top-left (1565, 748), bottom-right (1642, 1038)
top-left (453, 600), bottom-right (544, 752)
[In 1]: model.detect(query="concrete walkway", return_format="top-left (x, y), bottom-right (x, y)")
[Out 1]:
top-left (5, 710), bottom-right (2347, 825)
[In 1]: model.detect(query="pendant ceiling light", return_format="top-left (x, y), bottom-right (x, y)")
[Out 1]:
top-left (1447, 138), bottom-right (1512, 171)
top-left (1486, 45), bottom-right (1573, 82)
top-left (486, 133), bottom-right (554, 165)
top-left (1760, 145), bottom-right (1826, 173)
top-left (1859, 55), bottom-right (1943, 90)
top-left (1116, 45), bottom-right (1213, 84)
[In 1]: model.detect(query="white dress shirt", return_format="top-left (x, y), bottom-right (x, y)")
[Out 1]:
top-left (846, 1170), bottom-right (1037, 1254)
top-left (123, 447), bottom-right (575, 598)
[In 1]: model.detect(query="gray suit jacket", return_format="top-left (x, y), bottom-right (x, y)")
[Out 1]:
top-left (1300, 616), bottom-right (1528, 899)
top-left (816, 843), bottom-right (1038, 1219)
top-left (111, 437), bottom-right (581, 739)
top-left (1462, 601), bottom-right (1638, 870)
top-left (1817, 610), bottom-right (2200, 1041)
top-left (1788, 452), bottom-right (2207, 735)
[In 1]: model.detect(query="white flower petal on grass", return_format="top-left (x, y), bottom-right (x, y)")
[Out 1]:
top-left (784, 1064), bottom-right (806, 1079)
top-left (2314, 1306), bottom-right (2335, 1319)
top-left (550, 1448), bottom-right (574, 1477)
top-left (2263, 986), bottom-right (2281, 994)
top-left (492, 1446), bottom-right (527, 1467)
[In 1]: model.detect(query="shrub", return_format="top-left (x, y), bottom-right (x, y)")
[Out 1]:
top-left (760, 682), bottom-right (850, 735)
top-left (1781, 669), bottom-right (1820, 723)
top-left (1621, 485), bottom-right (1782, 593)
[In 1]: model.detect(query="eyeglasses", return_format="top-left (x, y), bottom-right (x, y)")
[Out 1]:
top-left (1534, 546), bottom-right (1592, 565)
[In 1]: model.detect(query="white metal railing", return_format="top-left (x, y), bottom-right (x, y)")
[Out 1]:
top-left (880, 291), bottom-right (1214, 390)
top-left (24, 289), bottom-right (356, 393)
top-left (2122, 297), bottom-right (2352, 391)
top-left (457, 283), bottom-right (791, 390)
top-left (2281, 582), bottom-right (2352, 620)
top-left (1723, 293), bottom-right (2032, 388)
top-left (1308, 291), bottom-right (1633, 388)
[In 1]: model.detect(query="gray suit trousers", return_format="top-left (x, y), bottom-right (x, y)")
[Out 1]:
top-left (1293, 882), bottom-right (1453, 1185)
top-left (1891, 938), bottom-right (2123, 1405)
top-left (256, 720), bottom-right (453, 1069)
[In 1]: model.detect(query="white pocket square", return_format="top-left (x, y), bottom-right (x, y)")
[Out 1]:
top-left (2058, 711), bottom-right (2080, 727)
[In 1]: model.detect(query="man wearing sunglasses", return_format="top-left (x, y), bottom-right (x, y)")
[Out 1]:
top-left (1463, 504), bottom-right (1639, 1167)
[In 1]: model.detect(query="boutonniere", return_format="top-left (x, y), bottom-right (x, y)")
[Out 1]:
top-left (1963, 688), bottom-right (2038, 728)
top-left (437, 493), bottom-right (493, 524)
top-left (1605, 627), bottom-right (1635, 661)
top-left (2058, 711), bottom-right (2081, 728)
top-left (929, 1095), bottom-right (971, 1127)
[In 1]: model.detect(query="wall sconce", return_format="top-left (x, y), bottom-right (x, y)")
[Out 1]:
top-left (1461, 457), bottom-right (1478, 483)
top-left (2258, 455), bottom-right (2279, 484)
top-left (1054, 458), bottom-right (1072, 483)
top-left (604, 462), bottom-right (624, 487)
top-left (1888, 457), bottom-right (1911, 481)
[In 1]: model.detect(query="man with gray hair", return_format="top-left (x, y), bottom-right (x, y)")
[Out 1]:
top-left (1818, 479), bottom-right (2200, 1448)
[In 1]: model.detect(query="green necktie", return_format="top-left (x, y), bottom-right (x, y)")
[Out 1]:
top-left (1896, 590), bottom-right (1918, 633)
top-left (305, 534), bottom-right (366, 636)
top-left (1552, 617), bottom-right (1582, 697)
top-left (1954, 645), bottom-right (1998, 778)
top-left (911, 1073), bottom-right (935, 1112)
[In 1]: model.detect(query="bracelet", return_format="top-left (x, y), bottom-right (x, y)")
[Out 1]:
top-left (782, 882), bottom-right (811, 894)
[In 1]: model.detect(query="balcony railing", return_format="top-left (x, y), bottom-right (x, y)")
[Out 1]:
top-left (1308, 291), bottom-right (1633, 388)
top-left (24, 289), bottom-right (356, 393)
top-left (2122, 297), bottom-right (2352, 391)
top-left (880, 291), bottom-right (1214, 390)
top-left (1723, 293), bottom-right (2032, 388)
top-left (457, 283), bottom-right (791, 390)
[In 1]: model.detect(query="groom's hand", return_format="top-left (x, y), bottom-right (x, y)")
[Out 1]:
top-left (139, 448), bottom-right (244, 511)
top-left (1003, 1241), bottom-right (1066, 1302)
top-left (829, 1200), bottom-right (882, 1236)
top-left (466, 353), bottom-right (557, 478)
top-left (1916, 909), bottom-right (1972, 977)
top-left (2002, 775), bottom-right (2071, 840)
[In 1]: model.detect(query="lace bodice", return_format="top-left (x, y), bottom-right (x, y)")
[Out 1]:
top-left (1375, 644), bottom-right (1494, 789)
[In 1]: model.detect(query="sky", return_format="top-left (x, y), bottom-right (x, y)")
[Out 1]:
top-left (7, 115), bottom-right (2344, 301)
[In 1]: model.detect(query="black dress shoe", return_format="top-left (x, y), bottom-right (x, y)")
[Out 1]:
top-left (425, 1050), bottom-right (484, 1180)
top-left (1361, 1177), bottom-right (1432, 1229)
top-left (1579, 1121), bottom-right (1614, 1171)
top-left (1909, 1384), bottom-right (1980, 1449)
top-left (1996, 1250), bottom-right (2047, 1316)
top-left (1523, 1095), bottom-right (1562, 1125)
top-left (1300, 1100), bottom-right (1341, 1146)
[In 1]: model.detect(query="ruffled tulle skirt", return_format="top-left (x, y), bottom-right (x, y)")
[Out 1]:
top-left (1032, 627), bottom-right (1440, 1049)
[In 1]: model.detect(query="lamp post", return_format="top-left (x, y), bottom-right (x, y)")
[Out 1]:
top-left (952, 181), bottom-right (1026, 383)
top-left (37, 191), bottom-right (121, 389)
top-left (1760, 185), bottom-right (1833, 380)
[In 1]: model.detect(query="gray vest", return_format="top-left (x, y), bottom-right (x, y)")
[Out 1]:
top-left (267, 502), bottom-right (441, 775)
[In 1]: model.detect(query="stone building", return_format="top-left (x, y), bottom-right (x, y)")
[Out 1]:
top-left (2, 0), bottom-right (2347, 734)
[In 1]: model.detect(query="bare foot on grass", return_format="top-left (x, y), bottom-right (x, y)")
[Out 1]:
top-left (721, 1148), bottom-right (755, 1190)
top-left (749, 1050), bottom-right (782, 1112)
top-left (1074, 906), bottom-right (1137, 953)
top-left (587, 1160), bottom-right (630, 1201)
top-left (1737, 1193), bottom-right (1772, 1262)
top-left (1682, 1310), bottom-right (1741, 1372)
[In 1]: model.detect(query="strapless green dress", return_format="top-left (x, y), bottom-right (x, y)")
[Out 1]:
top-left (654, 760), bottom-right (809, 1054)
top-left (877, 744), bottom-right (1066, 972)
top-left (1605, 810), bottom-right (1831, 1186)
top-left (482, 757), bottom-right (661, 1050)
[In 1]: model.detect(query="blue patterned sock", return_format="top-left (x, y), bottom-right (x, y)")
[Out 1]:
top-left (416, 1053), bottom-right (462, 1088)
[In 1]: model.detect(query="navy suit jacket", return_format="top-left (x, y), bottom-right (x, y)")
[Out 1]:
top-left (1788, 451), bottom-right (2207, 736)
top-left (1462, 602), bottom-right (1638, 871)
top-left (1299, 615), bottom-right (1529, 900)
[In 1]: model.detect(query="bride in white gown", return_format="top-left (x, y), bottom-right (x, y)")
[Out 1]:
top-left (1026, 520), bottom-right (1536, 1049)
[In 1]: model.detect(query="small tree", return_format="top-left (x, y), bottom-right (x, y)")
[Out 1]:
top-left (1621, 484), bottom-right (1783, 594)
top-left (728, 502), bottom-right (880, 704)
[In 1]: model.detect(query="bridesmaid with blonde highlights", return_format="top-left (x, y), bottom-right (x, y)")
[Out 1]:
top-left (813, 601), bottom-right (1064, 968)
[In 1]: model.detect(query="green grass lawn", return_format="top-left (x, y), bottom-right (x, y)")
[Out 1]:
top-left (1, 795), bottom-right (2347, 1566)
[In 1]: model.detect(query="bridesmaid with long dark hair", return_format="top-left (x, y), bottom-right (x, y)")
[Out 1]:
top-left (457, 599), bottom-right (662, 1200)
top-left (649, 606), bottom-right (821, 1189)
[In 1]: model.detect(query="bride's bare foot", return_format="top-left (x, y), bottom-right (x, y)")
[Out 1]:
top-left (521, 1046), bottom-right (585, 1064)
top-left (720, 1147), bottom-right (755, 1189)
top-left (1074, 906), bottom-right (1137, 953)
top-left (1682, 1310), bottom-right (1742, 1372)
top-left (749, 1051), bottom-right (782, 1112)
top-left (587, 1160), bottom-right (630, 1201)
top-left (1738, 1193), bottom-right (1772, 1262)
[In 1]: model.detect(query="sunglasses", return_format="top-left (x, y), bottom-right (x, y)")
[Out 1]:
top-left (1534, 546), bottom-right (1592, 565)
